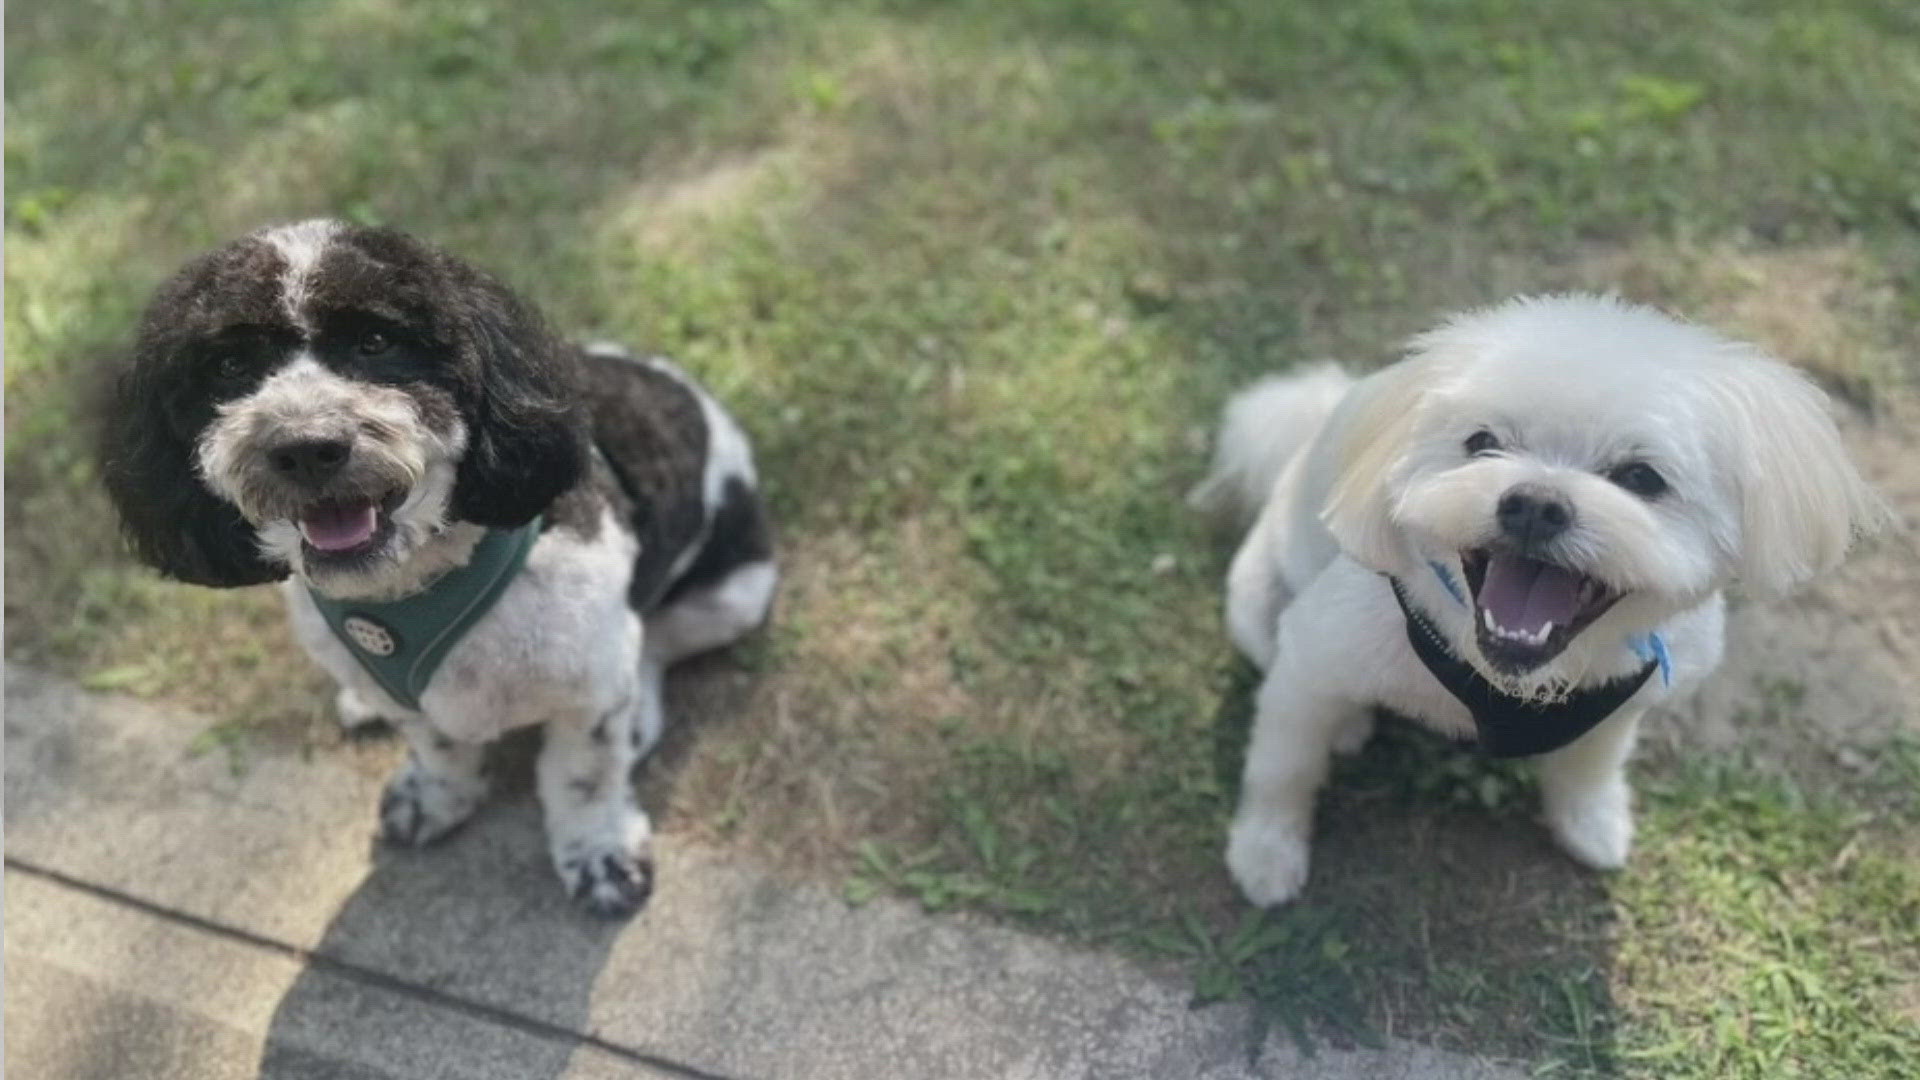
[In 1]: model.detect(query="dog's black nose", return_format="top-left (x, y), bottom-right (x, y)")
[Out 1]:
top-left (269, 438), bottom-right (352, 486)
top-left (1497, 484), bottom-right (1573, 547)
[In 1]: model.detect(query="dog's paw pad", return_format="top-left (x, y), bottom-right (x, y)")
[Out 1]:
top-left (563, 850), bottom-right (654, 918)
top-left (1226, 816), bottom-right (1311, 907)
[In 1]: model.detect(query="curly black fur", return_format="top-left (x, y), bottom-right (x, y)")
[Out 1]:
top-left (98, 224), bottom-right (588, 583)
top-left (100, 241), bottom-right (292, 586)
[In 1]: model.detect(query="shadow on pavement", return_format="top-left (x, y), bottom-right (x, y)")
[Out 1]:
top-left (255, 661), bottom-right (761, 1080)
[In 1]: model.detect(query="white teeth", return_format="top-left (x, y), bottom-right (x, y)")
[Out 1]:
top-left (1479, 610), bottom-right (1555, 646)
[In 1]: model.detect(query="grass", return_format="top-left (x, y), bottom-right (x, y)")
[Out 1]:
top-left (7, 0), bottom-right (1919, 1073)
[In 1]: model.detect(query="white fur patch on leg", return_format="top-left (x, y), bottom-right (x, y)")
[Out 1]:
top-left (335, 686), bottom-right (388, 730)
top-left (538, 688), bottom-right (653, 917)
top-left (379, 722), bottom-right (488, 846)
top-left (1226, 810), bottom-right (1313, 907)
top-left (1544, 778), bottom-right (1634, 869)
top-left (1225, 671), bottom-right (1348, 906)
top-left (1224, 512), bottom-right (1286, 669)
top-left (632, 658), bottom-right (667, 759)
top-left (645, 559), bottom-right (777, 667)
top-left (1329, 710), bottom-right (1376, 756)
top-left (1537, 710), bottom-right (1641, 870)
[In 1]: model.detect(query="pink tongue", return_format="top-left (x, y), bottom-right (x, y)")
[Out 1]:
top-left (300, 500), bottom-right (378, 552)
top-left (1478, 553), bottom-right (1582, 634)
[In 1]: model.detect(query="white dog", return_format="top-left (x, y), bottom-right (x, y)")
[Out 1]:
top-left (1194, 294), bottom-right (1885, 906)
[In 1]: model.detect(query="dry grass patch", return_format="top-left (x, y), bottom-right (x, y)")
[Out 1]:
top-left (652, 518), bottom-right (1185, 886)
top-left (1574, 238), bottom-right (1907, 405)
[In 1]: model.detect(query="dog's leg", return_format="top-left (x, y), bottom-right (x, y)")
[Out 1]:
top-left (1224, 510), bottom-right (1287, 670)
top-left (538, 683), bottom-right (653, 918)
top-left (626, 557), bottom-right (777, 762)
top-left (379, 719), bottom-right (488, 846)
top-left (631, 656), bottom-right (668, 761)
top-left (1225, 670), bottom-right (1356, 906)
top-left (1537, 708), bottom-right (1642, 870)
top-left (645, 558), bottom-right (778, 668)
top-left (335, 687), bottom-right (388, 731)
top-left (1330, 710), bottom-right (1377, 756)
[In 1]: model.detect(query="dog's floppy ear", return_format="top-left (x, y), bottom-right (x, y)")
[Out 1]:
top-left (1320, 357), bottom-right (1432, 572)
top-left (443, 264), bottom-right (587, 528)
top-left (1708, 354), bottom-right (1890, 593)
top-left (98, 344), bottom-right (288, 587)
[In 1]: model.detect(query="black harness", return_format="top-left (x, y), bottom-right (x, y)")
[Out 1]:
top-left (1386, 575), bottom-right (1656, 758)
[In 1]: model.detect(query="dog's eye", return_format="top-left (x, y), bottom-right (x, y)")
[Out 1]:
top-left (358, 332), bottom-right (393, 356)
top-left (211, 352), bottom-right (250, 381)
top-left (1608, 462), bottom-right (1668, 498)
top-left (1464, 430), bottom-right (1500, 456)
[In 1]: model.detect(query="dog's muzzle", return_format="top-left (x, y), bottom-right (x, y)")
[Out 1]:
top-left (1461, 483), bottom-right (1622, 673)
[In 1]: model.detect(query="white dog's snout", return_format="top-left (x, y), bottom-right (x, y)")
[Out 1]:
top-left (1497, 482), bottom-right (1574, 547)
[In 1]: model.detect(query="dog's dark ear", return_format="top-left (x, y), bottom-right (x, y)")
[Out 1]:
top-left (444, 265), bottom-right (586, 528)
top-left (97, 343), bottom-right (288, 587)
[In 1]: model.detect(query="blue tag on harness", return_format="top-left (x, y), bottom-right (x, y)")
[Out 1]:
top-left (1628, 633), bottom-right (1672, 688)
top-left (1428, 560), bottom-right (1467, 606)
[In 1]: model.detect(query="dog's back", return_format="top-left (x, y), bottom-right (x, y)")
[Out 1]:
top-left (1194, 363), bottom-right (1356, 665)
top-left (571, 345), bottom-right (772, 614)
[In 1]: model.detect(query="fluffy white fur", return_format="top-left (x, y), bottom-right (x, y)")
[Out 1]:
top-left (1202, 294), bottom-right (1886, 906)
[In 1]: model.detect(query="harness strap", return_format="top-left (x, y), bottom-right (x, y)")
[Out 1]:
top-left (307, 519), bottom-right (542, 712)
top-left (1386, 575), bottom-right (1656, 758)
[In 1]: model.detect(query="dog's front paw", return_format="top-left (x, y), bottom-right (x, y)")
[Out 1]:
top-left (1546, 782), bottom-right (1634, 870)
top-left (378, 765), bottom-right (484, 847)
top-left (560, 845), bottom-right (655, 918)
top-left (1226, 812), bottom-right (1311, 907)
top-left (550, 804), bottom-right (655, 918)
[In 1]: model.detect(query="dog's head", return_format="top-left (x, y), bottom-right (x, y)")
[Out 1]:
top-left (101, 220), bottom-right (585, 596)
top-left (1324, 294), bottom-right (1886, 684)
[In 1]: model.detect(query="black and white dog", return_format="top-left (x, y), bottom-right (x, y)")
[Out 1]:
top-left (101, 220), bottom-right (775, 916)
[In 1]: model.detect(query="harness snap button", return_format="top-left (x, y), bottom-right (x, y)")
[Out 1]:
top-left (341, 615), bottom-right (398, 657)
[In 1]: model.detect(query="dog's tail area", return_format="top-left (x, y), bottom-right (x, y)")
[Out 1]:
top-left (1189, 362), bottom-right (1354, 521)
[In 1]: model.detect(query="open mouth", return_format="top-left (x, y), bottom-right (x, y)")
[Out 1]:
top-left (297, 491), bottom-right (403, 566)
top-left (1459, 548), bottom-right (1621, 673)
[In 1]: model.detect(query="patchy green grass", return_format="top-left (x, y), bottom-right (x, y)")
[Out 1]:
top-left (8, 0), bottom-right (1919, 1073)
top-left (1609, 755), bottom-right (1920, 1079)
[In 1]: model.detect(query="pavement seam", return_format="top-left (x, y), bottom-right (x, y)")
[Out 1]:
top-left (4, 855), bottom-right (747, 1080)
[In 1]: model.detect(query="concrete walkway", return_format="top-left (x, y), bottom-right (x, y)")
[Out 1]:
top-left (4, 663), bottom-right (1522, 1079)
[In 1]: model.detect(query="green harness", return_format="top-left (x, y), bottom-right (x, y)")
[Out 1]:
top-left (306, 519), bottom-right (542, 712)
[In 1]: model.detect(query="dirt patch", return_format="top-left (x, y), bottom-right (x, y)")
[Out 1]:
top-left (643, 519), bottom-right (1125, 870)
top-left (608, 150), bottom-right (792, 259)
top-left (1662, 405), bottom-right (1920, 770)
top-left (1575, 238), bottom-right (1905, 407)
